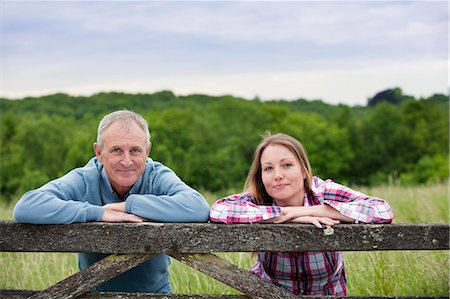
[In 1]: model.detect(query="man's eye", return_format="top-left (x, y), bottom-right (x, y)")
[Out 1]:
top-left (131, 148), bottom-right (142, 155)
top-left (112, 148), bottom-right (122, 154)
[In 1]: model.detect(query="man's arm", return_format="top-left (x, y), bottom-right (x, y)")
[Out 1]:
top-left (13, 170), bottom-right (105, 224)
top-left (124, 165), bottom-right (210, 222)
top-left (14, 182), bottom-right (104, 224)
top-left (14, 174), bottom-right (143, 224)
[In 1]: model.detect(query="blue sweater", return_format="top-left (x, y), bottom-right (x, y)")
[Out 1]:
top-left (14, 157), bottom-right (210, 293)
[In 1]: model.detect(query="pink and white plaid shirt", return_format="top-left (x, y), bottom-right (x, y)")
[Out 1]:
top-left (209, 176), bottom-right (394, 296)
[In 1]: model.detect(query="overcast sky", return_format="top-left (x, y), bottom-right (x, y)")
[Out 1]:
top-left (1, 0), bottom-right (448, 105)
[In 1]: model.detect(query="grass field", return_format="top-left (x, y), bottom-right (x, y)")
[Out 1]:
top-left (1, 182), bottom-right (449, 296)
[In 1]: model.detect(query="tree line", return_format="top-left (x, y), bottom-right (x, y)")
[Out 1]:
top-left (0, 88), bottom-right (448, 202)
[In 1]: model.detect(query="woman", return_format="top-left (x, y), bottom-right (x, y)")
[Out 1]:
top-left (209, 132), bottom-right (393, 296)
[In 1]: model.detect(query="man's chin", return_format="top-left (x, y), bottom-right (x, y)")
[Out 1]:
top-left (117, 177), bottom-right (138, 187)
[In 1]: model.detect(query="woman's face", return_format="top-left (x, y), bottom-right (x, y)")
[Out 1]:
top-left (260, 144), bottom-right (306, 206)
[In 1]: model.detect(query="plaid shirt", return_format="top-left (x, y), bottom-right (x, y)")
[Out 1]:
top-left (209, 176), bottom-right (394, 296)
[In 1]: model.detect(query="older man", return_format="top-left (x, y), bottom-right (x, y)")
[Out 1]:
top-left (14, 109), bottom-right (210, 293)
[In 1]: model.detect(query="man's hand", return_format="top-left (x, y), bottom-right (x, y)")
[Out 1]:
top-left (101, 202), bottom-right (145, 223)
top-left (103, 202), bottom-right (126, 212)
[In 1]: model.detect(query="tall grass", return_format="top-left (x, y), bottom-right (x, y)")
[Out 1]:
top-left (1, 182), bottom-right (448, 295)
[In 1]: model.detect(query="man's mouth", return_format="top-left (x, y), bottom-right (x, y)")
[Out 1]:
top-left (117, 169), bottom-right (136, 173)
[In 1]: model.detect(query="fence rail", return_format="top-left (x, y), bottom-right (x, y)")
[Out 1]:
top-left (0, 221), bottom-right (448, 299)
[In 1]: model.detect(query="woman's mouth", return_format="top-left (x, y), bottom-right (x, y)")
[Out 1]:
top-left (273, 184), bottom-right (288, 189)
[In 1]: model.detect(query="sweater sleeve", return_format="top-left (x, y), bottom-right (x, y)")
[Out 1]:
top-left (124, 165), bottom-right (210, 222)
top-left (13, 169), bottom-right (104, 224)
top-left (209, 193), bottom-right (282, 224)
top-left (316, 178), bottom-right (394, 224)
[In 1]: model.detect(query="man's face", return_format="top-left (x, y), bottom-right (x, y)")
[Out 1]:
top-left (94, 121), bottom-right (150, 197)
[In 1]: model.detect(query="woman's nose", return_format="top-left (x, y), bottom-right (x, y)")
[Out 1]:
top-left (274, 167), bottom-right (283, 179)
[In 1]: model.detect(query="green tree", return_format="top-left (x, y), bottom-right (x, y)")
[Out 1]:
top-left (352, 103), bottom-right (409, 184)
top-left (274, 112), bottom-right (353, 182)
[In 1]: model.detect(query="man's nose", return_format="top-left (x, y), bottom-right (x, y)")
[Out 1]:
top-left (121, 152), bottom-right (133, 166)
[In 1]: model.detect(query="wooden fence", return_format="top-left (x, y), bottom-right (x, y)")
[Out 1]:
top-left (0, 221), bottom-right (448, 299)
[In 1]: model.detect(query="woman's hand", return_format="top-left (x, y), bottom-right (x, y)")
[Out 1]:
top-left (274, 206), bottom-right (343, 228)
top-left (275, 215), bottom-right (339, 228)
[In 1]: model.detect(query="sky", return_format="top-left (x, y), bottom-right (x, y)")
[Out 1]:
top-left (1, 1), bottom-right (448, 106)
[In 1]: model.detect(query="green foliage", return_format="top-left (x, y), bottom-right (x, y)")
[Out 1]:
top-left (399, 153), bottom-right (449, 185)
top-left (0, 88), bottom-right (448, 201)
top-left (274, 112), bottom-right (353, 181)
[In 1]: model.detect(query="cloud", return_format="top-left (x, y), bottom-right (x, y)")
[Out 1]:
top-left (1, 1), bottom-right (448, 104)
top-left (3, 57), bottom-right (446, 106)
top-left (4, 1), bottom-right (446, 45)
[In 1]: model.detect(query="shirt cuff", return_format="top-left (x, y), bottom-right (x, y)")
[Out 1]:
top-left (124, 196), bottom-right (134, 214)
top-left (88, 204), bottom-right (106, 222)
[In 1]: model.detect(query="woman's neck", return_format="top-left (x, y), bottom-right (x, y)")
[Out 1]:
top-left (274, 191), bottom-right (305, 207)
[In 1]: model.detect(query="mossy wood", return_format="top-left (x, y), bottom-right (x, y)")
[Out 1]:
top-left (28, 253), bottom-right (157, 299)
top-left (1, 221), bottom-right (448, 253)
top-left (170, 253), bottom-right (296, 299)
top-left (1, 221), bottom-right (448, 298)
top-left (1, 290), bottom-right (448, 298)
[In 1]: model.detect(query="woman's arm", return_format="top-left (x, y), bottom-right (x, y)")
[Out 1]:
top-left (274, 205), bottom-right (352, 227)
top-left (209, 193), bottom-right (282, 224)
top-left (324, 180), bottom-right (394, 223)
top-left (315, 178), bottom-right (394, 224)
top-left (274, 178), bottom-right (393, 226)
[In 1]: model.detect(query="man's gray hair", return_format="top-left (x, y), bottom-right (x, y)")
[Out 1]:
top-left (96, 110), bottom-right (151, 150)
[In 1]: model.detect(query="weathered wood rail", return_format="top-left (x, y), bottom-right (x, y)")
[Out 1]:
top-left (0, 221), bottom-right (448, 299)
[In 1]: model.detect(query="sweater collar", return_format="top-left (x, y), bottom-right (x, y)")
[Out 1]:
top-left (98, 160), bottom-right (144, 200)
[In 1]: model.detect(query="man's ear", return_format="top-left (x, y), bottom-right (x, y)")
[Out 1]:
top-left (93, 143), bottom-right (102, 162)
top-left (146, 142), bottom-right (152, 156)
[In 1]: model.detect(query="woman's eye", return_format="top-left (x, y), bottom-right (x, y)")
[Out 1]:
top-left (283, 163), bottom-right (293, 168)
top-left (263, 166), bottom-right (273, 172)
